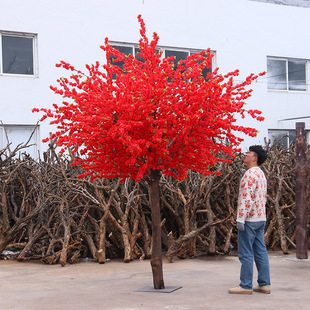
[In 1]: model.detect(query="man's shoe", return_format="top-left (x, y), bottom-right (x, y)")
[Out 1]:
top-left (253, 285), bottom-right (271, 294)
top-left (228, 286), bottom-right (253, 295)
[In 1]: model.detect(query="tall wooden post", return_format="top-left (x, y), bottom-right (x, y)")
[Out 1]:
top-left (295, 122), bottom-right (308, 259)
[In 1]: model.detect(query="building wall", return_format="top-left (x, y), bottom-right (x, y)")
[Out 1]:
top-left (249, 0), bottom-right (310, 9)
top-left (1, 0), bottom-right (310, 154)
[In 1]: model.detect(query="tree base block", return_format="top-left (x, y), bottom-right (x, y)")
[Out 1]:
top-left (134, 285), bottom-right (182, 293)
top-left (285, 257), bottom-right (310, 262)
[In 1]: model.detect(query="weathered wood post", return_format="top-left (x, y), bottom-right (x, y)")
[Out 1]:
top-left (295, 122), bottom-right (308, 259)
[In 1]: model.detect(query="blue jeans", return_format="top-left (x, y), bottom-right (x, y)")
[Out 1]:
top-left (238, 221), bottom-right (270, 289)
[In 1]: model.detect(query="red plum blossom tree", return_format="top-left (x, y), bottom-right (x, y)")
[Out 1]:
top-left (34, 15), bottom-right (265, 289)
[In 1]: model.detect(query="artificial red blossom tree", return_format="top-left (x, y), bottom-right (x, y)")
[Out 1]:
top-left (34, 15), bottom-right (265, 289)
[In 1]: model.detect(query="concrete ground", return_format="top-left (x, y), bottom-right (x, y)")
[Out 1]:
top-left (0, 251), bottom-right (310, 310)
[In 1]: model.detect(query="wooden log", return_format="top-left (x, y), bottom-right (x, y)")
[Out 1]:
top-left (295, 122), bottom-right (308, 259)
top-left (165, 218), bottom-right (226, 262)
top-left (17, 226), bottom-right (45, 261)
top-left (223, 226), bottom-right (233, 254)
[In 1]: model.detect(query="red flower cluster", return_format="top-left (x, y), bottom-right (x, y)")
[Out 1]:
top-left (34, 15), bottom-right (265, 182)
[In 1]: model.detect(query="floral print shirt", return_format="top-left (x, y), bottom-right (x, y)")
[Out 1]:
top-left (237, 166), bottom-right (267, 224)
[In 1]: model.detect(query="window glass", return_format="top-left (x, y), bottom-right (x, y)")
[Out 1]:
top-left (288, 60), bottom-right (306, 91)
top-left (135, 47), bottom-right (160, 63)
top-left (135, 47), bottom-right (145, 63)
top-left (0, 127), bottom-right (3, 150)
top-left (165, 50), bottom-right (189, 70)
top-left (2, 35), bottom-right (34, 75)
top-left (0, 125), bottom-right (38, 158)
top-left (110, 45), bottom-right (133, 79)
top-left (267, 59), bottom-right (287, 90)
top-left (288, 130), bottom-right (297, 145)
top-left (190, 51), bottom-right (212, 80)
top-left (268, 130), bottom-right (289, 148)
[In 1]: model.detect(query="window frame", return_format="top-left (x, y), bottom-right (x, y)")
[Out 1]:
top-left (0, 31), bottom-right (38, 77)
top-left (267, 56), bottom-right (309, 92)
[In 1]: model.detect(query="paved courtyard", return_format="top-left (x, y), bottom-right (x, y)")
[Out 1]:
top-left (0, 251), bottom-right (309, 310)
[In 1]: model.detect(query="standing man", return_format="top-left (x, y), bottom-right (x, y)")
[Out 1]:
top-left (229, 145), bottom-right (271, 295)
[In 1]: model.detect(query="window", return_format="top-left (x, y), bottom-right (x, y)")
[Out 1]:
top-left (165, 48), bottom-right (213, 80)
top-left (110, 43), bottom-right (162, 79)
top-left (110, 42), bottom-right (214, 80)
top-left (267, 57), bottom-right (308, 91)
top-left (0, 124), bottom-right (40, 158)
top-left (268, 129), bottom-right (309, 148)
top-left (165, 49), bottom-right (189, 69)
top-left (110, 45), bottom-right (133, 79)
top-left (0, 31), bottom-right (38, 76)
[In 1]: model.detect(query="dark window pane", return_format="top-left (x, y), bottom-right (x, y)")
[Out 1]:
top-left (288, 130), bottom-right (296, 146)
top-left (190, 51), bottom-right (212, 80)
top-left (135, 47), bottom-right (145, 63)
top-left (165, 50), bottom-right (188, 70)
top-left (268, 131), bottom-right (289, 148)
top-left (110, 45), bottom-right (133, 79)
top-left (267, 59), bottom-right (287, 90)
top-left (288, 60), bottom-right (306, 91)
top-left (135, 47), bottom-right (160, 63)
top-left (2, 36), bottom-right (34, 75)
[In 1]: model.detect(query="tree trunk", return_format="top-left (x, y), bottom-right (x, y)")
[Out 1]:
top-left (147, 169), bottom-right (165, 289)
top-left (295, 122), bottom-right (308, 259)
top-left (98, 218), bottom-right (107, 263)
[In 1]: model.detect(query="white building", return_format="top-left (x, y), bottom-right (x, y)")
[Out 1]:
top-left (1, 0), bottom-right (310, 157)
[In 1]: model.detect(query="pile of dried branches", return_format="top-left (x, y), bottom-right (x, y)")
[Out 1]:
top-left (0, 137), bottom-right (309, 265)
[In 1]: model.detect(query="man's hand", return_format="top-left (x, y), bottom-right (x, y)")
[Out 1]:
top-left (237, 222), bottom-right (245, 231)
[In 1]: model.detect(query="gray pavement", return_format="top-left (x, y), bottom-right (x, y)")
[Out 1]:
top-left (0, 251), bottom-right (310, 310)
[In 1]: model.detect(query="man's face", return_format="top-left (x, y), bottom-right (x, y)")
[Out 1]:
top-left (244, 151), bottom-right (257, 166)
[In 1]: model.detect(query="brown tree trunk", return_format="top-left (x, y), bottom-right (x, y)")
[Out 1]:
top-left (98, 218), bottom-right (107, 263)
top-left (295, 122), bottom-right (308, 259)
top-left (59, 214), bottom-right (71, 267)
top-left (147, 169), bottom-right (165, 289)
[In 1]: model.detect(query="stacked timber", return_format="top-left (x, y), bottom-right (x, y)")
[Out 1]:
top-left (0, 139), bottom-right (309, 265)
